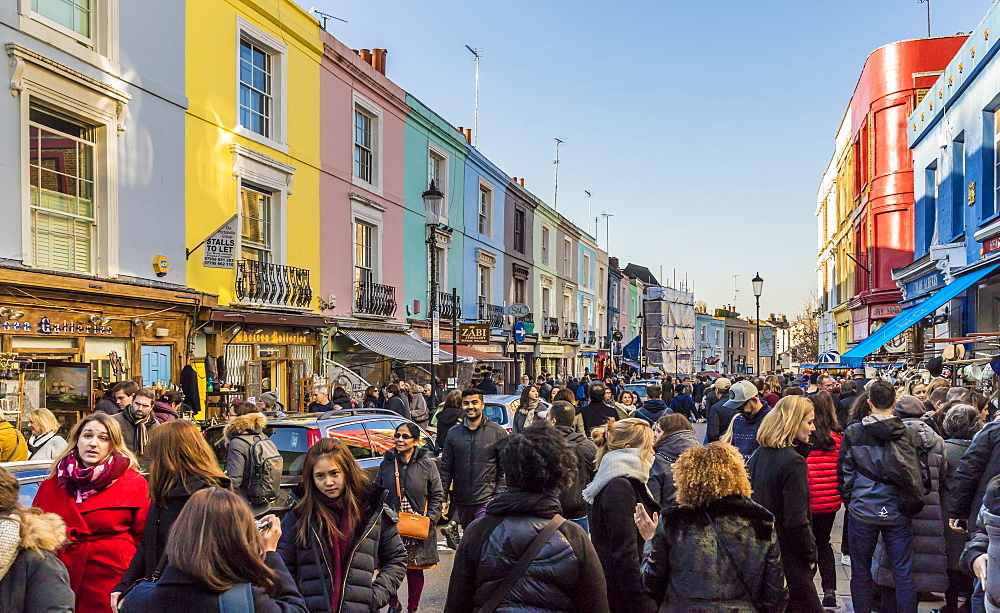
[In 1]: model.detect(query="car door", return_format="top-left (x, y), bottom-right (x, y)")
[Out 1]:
top-left (326, 422), bottom-right (380, 475)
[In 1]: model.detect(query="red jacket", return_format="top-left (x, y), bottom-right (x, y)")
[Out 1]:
top-left (34, 468), bottom-right (149, 613)
top-left (806, 431), bottom-right (842, 515)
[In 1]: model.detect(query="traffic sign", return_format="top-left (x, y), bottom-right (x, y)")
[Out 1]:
top-left (513, 321), bottom-right (526, 343)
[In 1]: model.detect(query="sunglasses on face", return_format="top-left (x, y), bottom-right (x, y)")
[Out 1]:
top-left (393, 433), bottom-right (414, 440)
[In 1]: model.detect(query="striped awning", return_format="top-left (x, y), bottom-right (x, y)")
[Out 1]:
top-left (340, 329), bottom-right (454, 364)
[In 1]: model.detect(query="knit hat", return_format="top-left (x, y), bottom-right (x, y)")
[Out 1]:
top-left (894, 395), bottom-right (925, 418)
top-left (259, 392), bottom-right (279, 408)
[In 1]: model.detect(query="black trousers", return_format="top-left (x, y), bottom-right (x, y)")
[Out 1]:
top-left (783, 557), bottom-right (824, 613)
top-left (811, 511), bottom-right (838, 592)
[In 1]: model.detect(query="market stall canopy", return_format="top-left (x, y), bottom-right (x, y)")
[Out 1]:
top-left (841, 261), bottom-right (1000, 367)
top-left (622, 337), bottom-right (641, 361)
top-left (442, 345), bottom-right (513, 362)
top-left (340, 329), bottom-right (453, 364)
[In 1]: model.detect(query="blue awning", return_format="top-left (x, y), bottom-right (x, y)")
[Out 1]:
top-left (841, 261), bottom-right (1000, 367)
top-left (622, 336), bottom-right (640, 360)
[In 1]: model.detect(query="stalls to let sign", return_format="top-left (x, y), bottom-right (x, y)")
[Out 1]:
top-left (985, 236), bottom-right (1000, 256)
top-left (203, 216), bottom-right (238, 269)
top-left (458, 324), bottom-right (490, 345)
top-left (871, 304), bottom-right (903, 319)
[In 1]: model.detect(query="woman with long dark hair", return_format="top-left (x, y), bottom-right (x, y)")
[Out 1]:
top-left (435, 390), bottom-right (464, 445)
top-left (806, 391), bottom-right (842, 607)
top-left (373, 423), bottom-right (444, 613)
top-left (277, 438), bottom-right (406, 613)
top-left (512, 385), bottom-right (541, 434)
top-left (362, 386), bottom-right (382, 409)
top-left (112, 420), bottom-right (231, 609)
top-left (120, 488), bottom-right (305, 612)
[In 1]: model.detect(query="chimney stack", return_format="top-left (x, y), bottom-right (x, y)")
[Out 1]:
top-left (353, 49), bottom-right (387, 75)
top-left (464, 128), bottom-right (472, 144)
top-left (518, 177), bottom-right (524, 187)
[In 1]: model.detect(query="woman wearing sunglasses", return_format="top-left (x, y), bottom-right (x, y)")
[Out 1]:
top-left (373, 422), bottom-right (444, 613)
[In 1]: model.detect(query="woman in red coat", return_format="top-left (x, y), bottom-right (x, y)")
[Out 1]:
top-left (34, 412), bottom-right (149, 613)
top-left (806, 391), bottom-right (843, 609)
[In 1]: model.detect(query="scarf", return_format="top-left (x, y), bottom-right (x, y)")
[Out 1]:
top-left (123, 405), bottom-right (154, 455)
top-left (56, 450), bottom-right (130, 504)
top-left (320, 495), bottom-right (354, 611)
top-left (582, 448), bottom-right (653, 504)
top-left (0, 517), bottom-right (19, 582)
top-left (27, 433), bottom-right (55, 456)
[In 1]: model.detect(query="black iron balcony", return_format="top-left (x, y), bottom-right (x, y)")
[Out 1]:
top-left (433, 291), bottom-right (462, 320)
top-left (599, 336), bottom-right (611, 350)
top-left (355, 281), bottom-right (397, 317)
top-left (562, 321), bottom-right (579, 341)
top-left (584, 330), bottom-right (596, 345)
top-left (235, 259), bottom-right (313, 308)
top-left (478, 300), bottom-right (504, 328)
top-left (543, 316), bottom-right (559, 336)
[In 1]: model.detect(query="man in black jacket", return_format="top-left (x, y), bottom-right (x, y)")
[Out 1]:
top-left (838, 380), bottom-right (924, 613)
top-left (549, 401), bottom-right (597, 532)
top-left (439, 389), bottom-right (508, 529)
top-left (477, 372), bottom-right (498, 395)
top-left (579, 383), bottom-right (618, 436)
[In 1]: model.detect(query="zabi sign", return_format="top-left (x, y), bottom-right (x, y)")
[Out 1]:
top-left (458, 324), bottom-right (490, 345)
top-left (202, 216), bottom-right (238, 269)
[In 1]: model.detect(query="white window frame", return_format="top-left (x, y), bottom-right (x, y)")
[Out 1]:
top-left (541, 286), bottom-right (551, 318)
top-left (563, 239), bottom-right (572, 275)
top-left (427, 143), bottom-right (448, 223)
top-left (478, 179), bottom-right (493, 237)
top-left (17, 0), bottom-right (119, 66)
top-left (238, 183), bottom-right (273, 262)
top-left (231, 144), bottom-right (295, 269)
top-left (351, 198), bottom-right (384, 285)
top-left (234, 17), bottom-right (287, 152)
top-left (541, 226), bottom-right (550, 265)
top-left (352, 92), bottom-right (383, 195)
top-left (513, 207), bottom-right (526, 254)
top-left (583, 253), bottom-right (591, 288)
top-left (12, 44), bottom-right (126, 278)
top-left (477, 264), bottom-right (491, 304)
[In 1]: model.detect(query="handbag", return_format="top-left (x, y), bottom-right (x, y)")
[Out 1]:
top-left (394, 458), bottom-right (431, 540)
top-left (479, 515), bottom-right (565, 613)
top-left (704, 511), bottom-right (762, 613)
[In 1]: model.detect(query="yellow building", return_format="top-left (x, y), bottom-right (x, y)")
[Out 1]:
top-left (185, 0), bottom-right (325, 415)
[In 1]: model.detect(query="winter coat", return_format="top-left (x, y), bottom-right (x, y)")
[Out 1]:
top-left (372, 448), bottom-right (443, 567)
top-left (512, 401), bottom-right (542, 434)
top-left (276, 486), bottom-right (407, 613)
top-left (407, 393), bottom-right (429, 425)
top-left (444, 489), bottom-right (609, 613)
top-left (806, 432), bottom-right (842, 515)
top-left (838, 415), bottom-right (924, 526)
top-left (34, 467), bottom-right (149, 613)
top-left (120, 551), bottom-right (307, 613)
top-left (384, 395), bottom-right (411, 420)
top-left (748, 444), bottom-right (818, 572)
top-left (648, 430), bottom-right (700, 508)
top-left (224, 412), bottom-right (274, 516)
top-left (27, 433), bottom-right (67, 461)
top-left (434, 407), bottom-right (463, 448)
top-left (640, 495), bottom-right (788, 613)
top-left (151, 401), bottom-right (179, 423)
top-left (95, 396), bottom-right (120, 415)
top-left (837, 394), bottom-right (856, 428)
top-left (589, 476), bottom-right (659, 613)
top-left (307, 400), bottom-right (336, 413)
top-left (110, 411), bottom-right (159, 463)
top-left (179, 364), bottom-right (201, 414)
top-left (478, 377), bottom-right (499, 395)
top-left (0, 422), bottom-right (27, 462)
top-left (438, 417), bottom-right (507, 506)
top-left (556, 425), bottom-right (597, 519)
top-left (873, 416), bottom-right (948, 592)
top-left (942, 438), bottom-right (972, 571)
top-left (115, 476), bottom-right (232, 593)
top-left (961, 475), bottom-right (1000, 608)
top-left (728, 406), bottom-right (771, 460)
top-left (948, 419), bottom-right (1000, 526)
top-left (705, 399), bottom-right (737, 444)
top-left (634, 399), bottom-right (669, 426)
top-left (0, 510), bottom-right (74, 613)
top-left (581, 402), bottom-right (620, 435)
top-left (668, 394), bottom-right (696, 420)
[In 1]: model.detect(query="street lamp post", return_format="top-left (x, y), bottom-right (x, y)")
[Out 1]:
top-left (673, 334), bottom-right (680, 379)
top-left (752, 272), bottom-right (764, 376)
top-left (423, 180), bottom-right (445, 405)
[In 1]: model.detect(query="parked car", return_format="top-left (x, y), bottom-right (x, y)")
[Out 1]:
top-left (203, 409), bottom-right (437, 513)
top-left (1, 460), bottom-right (54, 506)
top-left (624, 380), bottom-right (659, 401)
top-left (439, 395), bottom-right (552, 433)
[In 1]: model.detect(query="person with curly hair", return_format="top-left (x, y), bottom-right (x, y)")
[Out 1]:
top-left (637, 442), bottom-right (788, 611)
top-left (444, 423), bottom-right (608, 613)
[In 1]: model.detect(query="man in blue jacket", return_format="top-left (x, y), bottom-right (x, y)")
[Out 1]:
top-left (634, 385), bottom-right (670, 425)
top-left (723, 380), bottom-right (770, 460)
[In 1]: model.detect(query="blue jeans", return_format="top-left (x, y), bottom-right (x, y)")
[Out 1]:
top-left (848, 518), bottom-right (917, 613)
top-left (973, 578), bottom-right (985, 613)
top-left (569, 516), bottom-right (589, 534)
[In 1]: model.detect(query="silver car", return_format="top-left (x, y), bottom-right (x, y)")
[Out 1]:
top-left (482, 394), bottom-right (552, 433)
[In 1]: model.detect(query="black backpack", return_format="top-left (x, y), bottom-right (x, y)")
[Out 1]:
top-left (242, 434), bottom-right (282, 507)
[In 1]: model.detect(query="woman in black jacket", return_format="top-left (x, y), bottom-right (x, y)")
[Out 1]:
top-left (113, 420), bottom-right (231, 608)
top-left (444, 423), bottom-right (609, 613)
top-left (373, 423), bottom-right (444, 613)
top-left (362, 386), bottom-right (383, 409)
top-left (637, 442), bottom-right (787, 612)
top-left (434, 390), bottom-right (464, 446)
top-left (747, 395), bottom-right (822, 613)
top-left (277, 438), bottom-right (406, 613)
top-left (120, 488), bottom-right (305, 613)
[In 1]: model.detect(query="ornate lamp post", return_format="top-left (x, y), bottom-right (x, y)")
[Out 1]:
top-left (423, 180), bottom-right (445, 404)
top-left (752, 272), bottom-right (764, 376)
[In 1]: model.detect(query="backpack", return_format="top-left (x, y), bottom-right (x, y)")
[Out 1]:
top-left (242, 434), bottom-right (282, 507)
top-left (575, 383), bottom-right (587, 400)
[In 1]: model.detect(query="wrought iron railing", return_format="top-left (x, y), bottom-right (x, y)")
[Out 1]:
top-left (355, 281), bottom-right (397, 317)
top-left (543, 316), bottom-right (560, 336)
top-left (562, 321), bottom-right (579, 341)
top-left (507, 311), bottom-right (533, 326)
top-left (478, 300), bottom-right (504, 328)
top-left (584, 330), bottom-right (596, 346)
top-left (434, 292), bottom-right (462, 320)
top-left (599, 336), bottom-right (611, 350)
top-left (235, 259), bottom-right (313, 308)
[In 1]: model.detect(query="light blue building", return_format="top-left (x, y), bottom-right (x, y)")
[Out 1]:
top-left (463, 148), bottom-right (508, 332)
top-left (696, 313), bottom-right (727, 373)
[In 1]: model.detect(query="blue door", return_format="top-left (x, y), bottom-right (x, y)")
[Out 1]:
top-left (141, 345), bottom-right (172, 387)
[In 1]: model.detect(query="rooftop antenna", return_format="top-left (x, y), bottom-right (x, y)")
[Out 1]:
top-left (553, 138), bottom-right (564, 210)
top-left (732, 274), bottom-right (740, 312)
top-left (601, 212), bottom-right (613, 252)
top-left (917, 0), bottom-right (931, 38)
top-left (585, 190), bottom-right (593, 235)
top-left (465, 45), bottom-right (481, 146)
top-left (309, 7), bottom-right (347, 30)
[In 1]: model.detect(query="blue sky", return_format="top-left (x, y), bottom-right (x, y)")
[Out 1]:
top-left (309, 0), bottom-right (991, 317)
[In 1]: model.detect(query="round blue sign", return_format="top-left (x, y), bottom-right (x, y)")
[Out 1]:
top-left (513, 321), bottom-right (526, 343)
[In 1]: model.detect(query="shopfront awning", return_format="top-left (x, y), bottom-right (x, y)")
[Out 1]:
top-left (443, 345), bottom-right (514, 362)
top-left (841, 261), bottom-right (1000, 367)
top-left (340, 329), bottom-right (453, 364)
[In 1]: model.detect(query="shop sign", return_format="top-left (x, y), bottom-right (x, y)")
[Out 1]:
top-left (904, 272), bottom-right (945, 299)
top-left (203, 216), bottom-right (238, 269)
top-left (458, 324), bottom-right (490, 345)
top-left (2, 315), bottom-right (114, 336)
top-left (870, 304), bottom-right (904, 319)
top-left (240, 329), bottom-right (311, 344)
top-left (985, 236), bottom-right (1000, 256)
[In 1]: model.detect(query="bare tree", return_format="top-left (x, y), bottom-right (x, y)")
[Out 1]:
top-left (789, 291), bottom-right (819, 363)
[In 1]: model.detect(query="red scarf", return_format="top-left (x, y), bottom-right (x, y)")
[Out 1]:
top-left (321, 495), bottom-right (355, 611)
top-left (56, 450), bottom-right (130, 504)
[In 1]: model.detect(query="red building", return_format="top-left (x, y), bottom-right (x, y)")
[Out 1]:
top-left (847, 36), bottom-right (966, 343)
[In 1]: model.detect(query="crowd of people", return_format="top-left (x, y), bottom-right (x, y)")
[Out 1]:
top-left (3, 370), bottom-right (1000, 612)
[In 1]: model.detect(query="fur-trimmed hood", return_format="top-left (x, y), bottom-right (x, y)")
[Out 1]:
top-left (17, 510), bottom-right (68, 552)
top-left (224, 412), bottom-right (266, 440)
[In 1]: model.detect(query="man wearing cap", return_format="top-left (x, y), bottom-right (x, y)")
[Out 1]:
top-left (704, 378), bottom-right (734, 443)
top-left (723, 380), bottom-right (771, 460)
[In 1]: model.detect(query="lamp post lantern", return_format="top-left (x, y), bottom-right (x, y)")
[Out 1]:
top-left (752, 272), bottom-right (763, 376)
top-left (423, 180), bottom-right (445, 404)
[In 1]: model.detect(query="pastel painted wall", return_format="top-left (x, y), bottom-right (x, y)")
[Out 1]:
top-left (463, 148), bottom-right (508, 319)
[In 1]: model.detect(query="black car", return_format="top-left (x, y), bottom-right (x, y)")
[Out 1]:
top-left (203, 409), bottom-right (437, 512)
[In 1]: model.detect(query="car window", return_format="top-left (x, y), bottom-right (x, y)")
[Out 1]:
top-left (364, 420), bottom-right (397, 455)
top-left (18, 482), bottom-right (40, 507)
top-left (483, 404), bottom-right (507, 425)
top-left (264, 426), bottom-right (311, 476)
top-left (204, 427), bottom-right (228, 469)
top-left (327, 423), bottom-right (373, 459)
top-left (388, 420), bottom-right (435, 452)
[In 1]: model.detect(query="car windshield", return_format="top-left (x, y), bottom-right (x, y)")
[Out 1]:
top-left (483, 404), bottom-right (507, 424)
